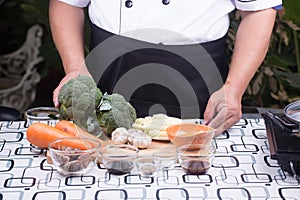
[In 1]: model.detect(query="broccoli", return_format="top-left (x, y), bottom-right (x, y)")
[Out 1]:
top-left (58, 75), bottom-right (137, 137)
top-left (97, 93), bottom-right (137, 135)
top-left (58, 75), bottom-right (103, 130)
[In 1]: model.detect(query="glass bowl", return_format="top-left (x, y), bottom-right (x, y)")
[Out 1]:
top-left (153, 150), bottom-right (177, 170)
top-left (100, 144), bottom-right (139, 175)
top-left (48, 137), bottom-right (101, 175)
top-left (135, 155), bottom-right (161, 178)
top-left (176, 144), bottom-right (215, 175)
top-left (25, 107), bottom-right (59, 126)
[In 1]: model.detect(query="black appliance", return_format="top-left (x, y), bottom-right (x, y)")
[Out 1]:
top-left (263, 112), bottom-right (300, 180)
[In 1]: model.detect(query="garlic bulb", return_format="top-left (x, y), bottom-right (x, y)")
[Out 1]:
top-left (111, 127), bottom-right (129, 145)
top-left (128, 129), bottom-right (152, 149)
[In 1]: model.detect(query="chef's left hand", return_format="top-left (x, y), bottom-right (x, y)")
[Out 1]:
top-left (203, 85), bottom-right (242, 137)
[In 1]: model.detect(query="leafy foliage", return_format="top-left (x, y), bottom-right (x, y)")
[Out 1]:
top-left (0, 0), bottom-right (90, 78)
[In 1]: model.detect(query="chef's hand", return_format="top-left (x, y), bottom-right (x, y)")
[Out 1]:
top-left (203, 85), bottom-right (242, 137)
top-left (53, 71), bottom-right (78, 107)
top-left (53, 70), bottom-right (92, 107)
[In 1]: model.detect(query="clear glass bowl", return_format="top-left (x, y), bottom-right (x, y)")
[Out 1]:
top-left (176, 144), bottom-right (215, 175)
top-left (153, 150), bottom-right (177, 170)
top-left (48, 137), bottom-right (101, 175)
top-left (25, 107), bottom-right (59, 126)
top-left (135, 156), bottom-right (161, 178)
top-left (100, 144), bottom-right (139, 175)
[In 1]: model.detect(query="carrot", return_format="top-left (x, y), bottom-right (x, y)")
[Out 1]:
top-left (50, 137), bottom-right (97, 150)
top-left (54, 120), bottom-right (78, 137)
top-left (55, 120), bottom-right (105, 146)
top-left (26, 123), bottom-right (75, 148)
top-left (26, 123), bottom-right (99, 150)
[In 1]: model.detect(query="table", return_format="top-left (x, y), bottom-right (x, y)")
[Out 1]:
top-left (0, 118), bottom-right (299, 200)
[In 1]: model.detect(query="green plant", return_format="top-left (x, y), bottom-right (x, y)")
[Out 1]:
top-left (228, 1), bottom-right (300, 108)
top-left (0, 0), bottom-right (60, 77)
top-left (0, 0), bottom-right (90, 78)
top-left (20, 0), bottom-right (62, 77)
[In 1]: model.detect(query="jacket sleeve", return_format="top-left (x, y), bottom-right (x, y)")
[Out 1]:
top-left (233, 0), bottom-right (282, 11)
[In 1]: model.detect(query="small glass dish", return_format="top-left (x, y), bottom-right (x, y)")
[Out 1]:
top-left (135, 156), bottom-right (161, 178)
top-left (176, 144), bottom-right (215, 175)
top-left (48, 137), bottom-right (101, 176)
top-left (153, 150), bottom-right (177, 170)
top-left (25, 107), bottom-right (59, 125)
top-left (100, 144), bottom-right (139, 175)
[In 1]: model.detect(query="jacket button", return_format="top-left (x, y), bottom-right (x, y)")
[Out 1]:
top-left (162, 0), bottom-right (170, 5)
top-left (125, 0), bottom-right (133, 8)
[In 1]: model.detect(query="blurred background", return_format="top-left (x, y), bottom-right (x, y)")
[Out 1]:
top-left (0, 0), bottom-right (299, 114)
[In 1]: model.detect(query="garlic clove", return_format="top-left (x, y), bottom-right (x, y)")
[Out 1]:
top-left (111, 127), bottom-right (129, 145)
top-left (128, 129), bottom-right (152, 149)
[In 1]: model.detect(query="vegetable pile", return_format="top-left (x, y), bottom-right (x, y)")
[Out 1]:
top-left (132, 113), bottom-right (182, 138)
top-left (58, 75), bottom-right (137, 136)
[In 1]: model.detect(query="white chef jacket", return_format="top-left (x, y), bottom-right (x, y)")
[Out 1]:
top-left (58, 0), bottom-right (282, 44)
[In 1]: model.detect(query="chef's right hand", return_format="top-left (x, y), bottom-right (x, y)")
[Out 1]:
top-left (53, 71), bottom-right (79, 107)
top-left (203, 85), bottom-right (242, 137)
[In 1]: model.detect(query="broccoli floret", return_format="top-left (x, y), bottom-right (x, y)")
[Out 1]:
top-left (97, 93), bottom-right (137, 135)
top-left (58, 75), bottom-right (103, 130)
top-left (58, 76), bottom-right (137, 137)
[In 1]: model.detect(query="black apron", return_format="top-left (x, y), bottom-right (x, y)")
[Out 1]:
top-left (88, 23), bottom-right (229, 119)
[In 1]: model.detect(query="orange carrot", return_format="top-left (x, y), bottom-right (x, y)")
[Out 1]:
top-left (55, 120), bottom-right (105, 146)
top-left (26, 123), bottom-right (75, 148)
top-left (26, 123), bottom-right (99, 150)
top-left (50, 137), bottom-right (97, 150)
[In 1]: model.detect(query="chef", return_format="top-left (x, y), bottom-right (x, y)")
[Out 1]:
top-left (49, 0), bottom-right (282, 136)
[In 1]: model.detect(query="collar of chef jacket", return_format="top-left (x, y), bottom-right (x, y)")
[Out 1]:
top-left (58, 0), bottom-right (282, 45)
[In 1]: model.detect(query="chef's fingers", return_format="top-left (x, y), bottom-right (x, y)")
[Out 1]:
top-left (208, 108), bottom-right (228, 136)
top-left (203, 99), bottom-right (214, 125)
top-left (52, 71), bottom-right (80, 107)
top-left (203, 96), bottom-right (224, 125)
top-left (203, 88), bottom-right (226, 125)
top-left (53, 86), bottom-right (61, 108)
top-left (208, 106), bottom-right (242, 136)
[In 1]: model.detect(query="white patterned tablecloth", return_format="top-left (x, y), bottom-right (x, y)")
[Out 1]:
top-left (0, 119), bottom-right (299, 200)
